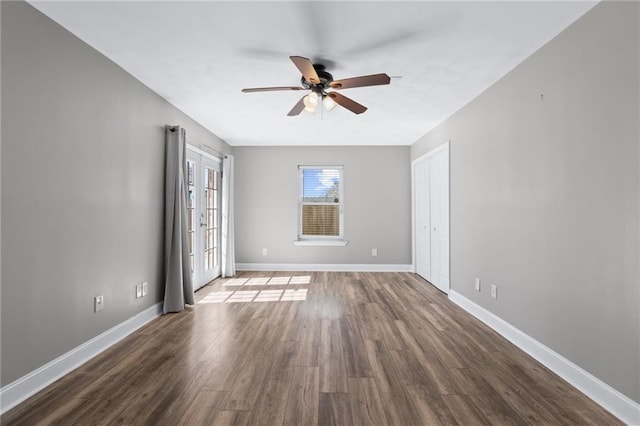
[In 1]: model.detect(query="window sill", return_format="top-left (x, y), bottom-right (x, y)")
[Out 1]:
top-left (293, 240), bottom-right (349, 247)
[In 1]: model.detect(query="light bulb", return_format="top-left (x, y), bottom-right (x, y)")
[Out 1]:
top-left (308, 92), bottom-right (319, 105)
top-left (303, 94), bottom-right (317, 114)
top-left (303, 95), bottom-right (312, 108)
top-left (323, 95), bottom-right (337, 111)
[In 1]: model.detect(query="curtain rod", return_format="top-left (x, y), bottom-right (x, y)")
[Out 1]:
top-left (166, 125), bottom-right (228, 159)
top-left (198, 144), bottom-right (228, 159)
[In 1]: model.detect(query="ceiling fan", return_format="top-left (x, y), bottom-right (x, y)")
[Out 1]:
top-left (241, 56), bottom-right (390, 116)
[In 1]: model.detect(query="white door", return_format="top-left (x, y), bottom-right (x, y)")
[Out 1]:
top-left (186, 148), bottom-right (222, 290)
top-left (413, 143), bottom-right (449, 293)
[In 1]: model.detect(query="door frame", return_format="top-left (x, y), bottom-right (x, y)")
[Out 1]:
top-left (411, 141), bottom-right (450, 293)
top-left (412, 155), bottom-right (431, 280)
top-left (186, 144), bottom-right (222, 290)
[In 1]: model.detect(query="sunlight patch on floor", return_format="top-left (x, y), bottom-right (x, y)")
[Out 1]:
top-left (281, 289), bottom-right (308, 301)
top-left (199, 275), bottom-right (313, 304)
top-left (223, 278), bottom-right (249, 286)
top-left (222, 275), bottom-right (311, 287)
top-left (198, 288), bottom-right (308, 304)
top-left (289, 276), bottom-right (311, 284)
top-left (267, 276), bottom-right (290, 285)
top-left (226, 290), bottom-right (259, 303)
top-left (199, 291), bottom-right (234, 304)
top-left (254, 290), bottom-right (283, 302)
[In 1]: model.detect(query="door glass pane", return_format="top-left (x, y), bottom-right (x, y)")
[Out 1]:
top-left (203, 167), bottom-right (220, 272)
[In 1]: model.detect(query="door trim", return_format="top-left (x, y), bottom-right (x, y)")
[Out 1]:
top-left (187, 143), bottom-right (222, 164)
top-left (186, 145), bottom-right (222, 290)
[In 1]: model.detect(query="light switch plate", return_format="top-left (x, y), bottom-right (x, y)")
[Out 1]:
top-left (94, 295), bottom-right (104, 312)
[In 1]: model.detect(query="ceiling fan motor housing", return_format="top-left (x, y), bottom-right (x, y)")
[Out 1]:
top-left (301, 63), bottom-right (334, 92)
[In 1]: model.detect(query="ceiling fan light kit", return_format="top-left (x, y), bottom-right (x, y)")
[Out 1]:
top-left (241, 56), bottom-right (390, 116)
top-left (323, 95), bottom-right (338, 112)
top-left (303, 92), bottom-right (319, 114)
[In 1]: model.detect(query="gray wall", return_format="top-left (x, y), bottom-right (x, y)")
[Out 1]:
top-left (411, 1), bottom-right (639, 403)
top-left (234, 146), bottom-right (411, 265)
top-left (1, 1), bottom-right (230, 386)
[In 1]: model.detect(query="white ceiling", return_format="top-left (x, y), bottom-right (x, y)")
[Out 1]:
top-left (30, 1), bottom-right (596, 146)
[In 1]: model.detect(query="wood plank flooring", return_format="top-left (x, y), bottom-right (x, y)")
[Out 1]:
top-left (1, 272), bottom-right (621, 425)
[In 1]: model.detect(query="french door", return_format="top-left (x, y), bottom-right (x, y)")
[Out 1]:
top-left (186, 146), bottom-right (221, 290)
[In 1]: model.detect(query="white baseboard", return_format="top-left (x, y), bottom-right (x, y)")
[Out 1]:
top-left (448, 290), bottom-right (640, 425)
top-left (0, 302), bottom-right (163, 415)
top-left (235, 263), bottom-right (413, 272)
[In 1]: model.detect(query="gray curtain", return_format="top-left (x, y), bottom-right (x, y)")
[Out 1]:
top-left (163, 125), bottom-right (194, 313)
top-left (221, 155), bottom-right (236, 277)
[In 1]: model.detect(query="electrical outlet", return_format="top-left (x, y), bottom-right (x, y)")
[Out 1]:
top-left (475, 278), bottom-right (481, 292)
top-left (136, 284), bottom-right (142, 298)
top-left (491, 284), bottom-right (498, 299)
top-left (262, 248), bottom-right (268, 256)
top-left (142, 281), bottom-right (148, 297)
top-left (94, 295), bottom-right (104, 312)
top-left (371, 248), bottom-right (378, 257)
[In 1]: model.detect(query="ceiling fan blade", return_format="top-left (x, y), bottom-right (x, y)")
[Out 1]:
top-left (242, 86), bottom-right (305, 93)
top-left (327, 92), bottom-right (367, 114)
top-left (287, 96), bottom-right (307, 116)
top-left (290, 56), bottom-right (320, 84)
top-left (329, 73), bottom-right (391, 90)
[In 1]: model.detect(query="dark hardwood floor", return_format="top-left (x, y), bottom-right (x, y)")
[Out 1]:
top-left (1, 272), bottom-right (621, 425)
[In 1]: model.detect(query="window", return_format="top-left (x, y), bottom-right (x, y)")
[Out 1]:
top-left (298, 166), bottom-right (345, 243)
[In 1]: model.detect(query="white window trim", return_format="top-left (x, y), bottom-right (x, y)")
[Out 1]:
top-left (293, 239), bottom-right (349, 247)
top-left (296, 165), bottom-right (348, 245)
